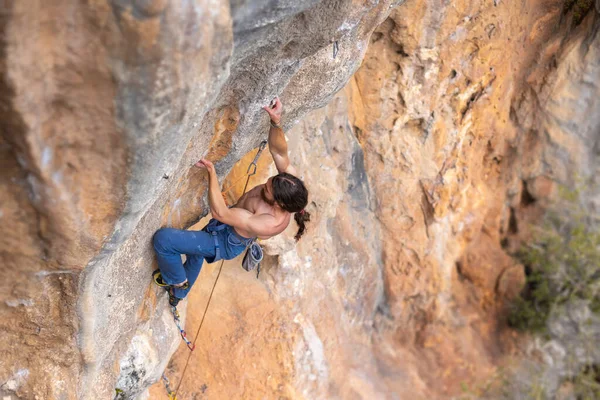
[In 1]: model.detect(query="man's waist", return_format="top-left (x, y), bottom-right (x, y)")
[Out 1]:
top-left (206, 219), bottom-right (254, 241)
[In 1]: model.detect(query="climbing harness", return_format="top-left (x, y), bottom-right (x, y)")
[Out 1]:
top-left (161, 139), bottom-right (268, 400)
top-left (204, 219), bottom-right (227, 262)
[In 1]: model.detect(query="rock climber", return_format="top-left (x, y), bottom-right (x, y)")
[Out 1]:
top-left (152, 98), bottom-right (310, 306)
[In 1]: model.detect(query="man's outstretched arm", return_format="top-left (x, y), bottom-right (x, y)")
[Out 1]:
top-left (263, 98), bottom-right (297, 176)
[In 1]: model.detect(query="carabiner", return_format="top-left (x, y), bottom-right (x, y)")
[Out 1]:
top-left (246, 140), bottom-right (268, 176)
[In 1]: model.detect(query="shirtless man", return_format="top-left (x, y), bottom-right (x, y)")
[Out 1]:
top-left (152, 98), bottom-right (310, 306)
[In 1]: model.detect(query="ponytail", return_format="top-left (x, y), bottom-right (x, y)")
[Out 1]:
top-left (293, 210), bottom-right (311, 241)
top-left (271, 172), bottom-right (310, 240)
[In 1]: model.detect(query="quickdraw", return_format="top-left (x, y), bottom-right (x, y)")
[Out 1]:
top-left (170, 305), bottom-right (195, 351)
top-left (221, 140), bottom-right (268, 196)
top-left (162, 373), bottom-right (177, 400)
top-left (246, 140), bottom-right (267, 177)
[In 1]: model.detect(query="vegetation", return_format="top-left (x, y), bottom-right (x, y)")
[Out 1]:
top-left (563, 0), bottom-right (595, 26)
top-left (569, 365), bottom-right (600, 400)
top-left (508, 187), bottom-right (600, 334)
top-left (458, 185), bottom-right (600, 400)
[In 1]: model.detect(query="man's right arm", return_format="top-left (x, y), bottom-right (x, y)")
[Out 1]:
top-left (263, 98), bottom-right (297, 176)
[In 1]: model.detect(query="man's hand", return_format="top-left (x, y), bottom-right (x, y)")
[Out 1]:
top-left (194, 159), bottom-right (215, 175)
top-left (263, 97), bottom-right (282, 125)
top-left (196, 158), bottom-right (228, 220)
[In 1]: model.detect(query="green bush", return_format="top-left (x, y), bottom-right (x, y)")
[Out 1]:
top-left (570, 365), bottom-right (600, 400)
top-left (473, 185), bottom-right (600, 400)
top-left (508, 187), bottom-right (600, 333)
top-left (563, 0), bottom-right (595, 26)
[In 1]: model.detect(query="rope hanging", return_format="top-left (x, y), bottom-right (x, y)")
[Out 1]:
top-left (162, 140), bottom-right (268, 399)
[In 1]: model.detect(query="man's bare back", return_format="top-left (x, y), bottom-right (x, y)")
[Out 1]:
top-left (232, 182), bottom-right (291, 240)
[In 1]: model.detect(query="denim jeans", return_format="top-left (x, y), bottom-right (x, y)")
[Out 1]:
top-left (153, 219), bottom-right (254, 299)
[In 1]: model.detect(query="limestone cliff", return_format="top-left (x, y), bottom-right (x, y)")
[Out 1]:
top-left (0, 0), bottom-right (399, 398)
top-left (1, 0), bottom-right (599, 399)
top-left (151, 1), bottom-right (600, 399)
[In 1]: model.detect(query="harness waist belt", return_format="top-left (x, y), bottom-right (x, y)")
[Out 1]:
top-left (205, 219), bottom-right (255, 242)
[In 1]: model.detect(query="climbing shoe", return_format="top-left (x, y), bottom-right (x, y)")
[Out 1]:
top-left (152, 269), bottom-right (169, 287)
top-left (152, 269), bottom-right (189, 290)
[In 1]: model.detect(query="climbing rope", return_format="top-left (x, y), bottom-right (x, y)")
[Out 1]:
top-left (162, 140), bottom-right (268, 399)
top-left (171, 257), bottom-right (225, 399)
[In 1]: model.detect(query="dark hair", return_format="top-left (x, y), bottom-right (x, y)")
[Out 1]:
top-left (272, 172), bottom-right (311, 241)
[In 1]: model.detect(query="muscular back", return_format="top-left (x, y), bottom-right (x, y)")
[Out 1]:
top-left (232, 184), bottom-right (291, 239)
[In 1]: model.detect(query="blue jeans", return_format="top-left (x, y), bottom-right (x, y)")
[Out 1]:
top-left (153, 219), bottom-right (253, 299)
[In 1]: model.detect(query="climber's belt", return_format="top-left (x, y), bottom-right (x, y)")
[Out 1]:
top-left (204, 219), bottom-right (227, 261)
top-left (212, 231), bottom-right (220, 261)
top-left (203, 218), bottom-right (255, 263)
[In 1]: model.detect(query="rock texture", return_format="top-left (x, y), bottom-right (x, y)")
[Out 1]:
top-left (350, 2), bottom-right (599, 395)
top-left (1, 0), bottom-right (599, 399)
top-left (1, 0), bottom-right (399, 399)
top-left (153, 1), bottom-right (600, 399)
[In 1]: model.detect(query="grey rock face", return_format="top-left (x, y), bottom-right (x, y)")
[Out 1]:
top-left (2, 0), bottom-right (597, 398)
top-left (85, 0), bottom-right (396, 397)
top-left (0, 0), bottom-right (396, 398)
